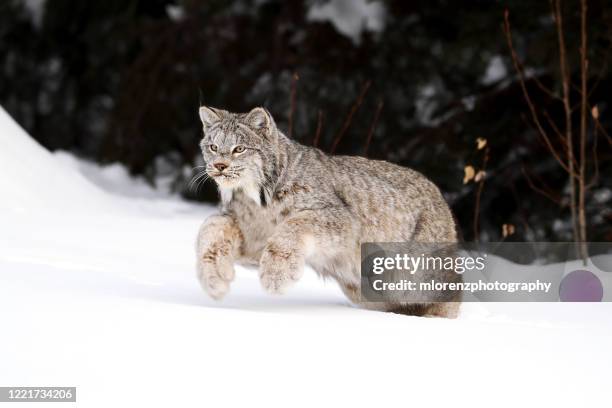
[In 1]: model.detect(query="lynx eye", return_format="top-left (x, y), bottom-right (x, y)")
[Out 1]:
top-left (209, 144), bottom-right (218, 152)
top-left (233, 145), bottom-right (246, 154)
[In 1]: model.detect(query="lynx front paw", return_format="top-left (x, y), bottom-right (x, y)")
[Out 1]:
top-left (259, 244), bottom-right (303, 294)
top-left (197, 250), bottom-right (235, 300)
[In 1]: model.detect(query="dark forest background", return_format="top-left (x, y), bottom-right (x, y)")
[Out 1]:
top-left (1, 0), bottom-right (611, 242)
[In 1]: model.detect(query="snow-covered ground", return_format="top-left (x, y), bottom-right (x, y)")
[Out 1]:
top-left (1, 106), bottom-right (611, 407)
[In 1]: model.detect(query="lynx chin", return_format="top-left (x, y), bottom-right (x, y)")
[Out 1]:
top-left (195, 106), bottom-right (461, 318)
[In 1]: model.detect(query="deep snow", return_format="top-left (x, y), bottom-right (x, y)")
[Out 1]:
top-left (0, 106), bottom-right (611, 408)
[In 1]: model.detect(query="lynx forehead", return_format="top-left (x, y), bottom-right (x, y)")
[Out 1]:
top-left (198, 106), bottom-right (278, 203)
top-left (196, 105), bottom-right (461, 318)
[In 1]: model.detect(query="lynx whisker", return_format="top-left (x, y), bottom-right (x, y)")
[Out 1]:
top-left (188, 171), bottom-right (209, 192)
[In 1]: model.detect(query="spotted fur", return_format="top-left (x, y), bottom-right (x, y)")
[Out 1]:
top-left (195, 106), bottom-right (461, 318)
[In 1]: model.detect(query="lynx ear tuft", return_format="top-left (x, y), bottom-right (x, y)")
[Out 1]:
top-left (199, 106), bottom-right (221, 128)
top-left (245, 107), bottom-right (272, 132)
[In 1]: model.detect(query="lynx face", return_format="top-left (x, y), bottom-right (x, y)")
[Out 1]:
top-left (198, 106), bottom-right (275, 195)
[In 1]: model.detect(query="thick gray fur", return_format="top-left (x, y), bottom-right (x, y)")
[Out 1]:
top-left (195, 106), bottom-right (461, 318)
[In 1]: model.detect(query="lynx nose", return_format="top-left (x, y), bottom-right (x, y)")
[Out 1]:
top-left (213, 162), bottom-right (228, 172)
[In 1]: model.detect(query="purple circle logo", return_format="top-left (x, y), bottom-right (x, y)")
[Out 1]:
top-left (559, 270), bottom-right (603, 302)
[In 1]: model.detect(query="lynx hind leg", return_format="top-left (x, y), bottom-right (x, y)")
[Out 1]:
top-left (423, 302), bottom-right (461, 319)
top-left (388, 211), bottom-right (462, 319)
top-left (384, 302), bottom-right (460, 319)
top-left (196, 215), bottom-right (242, 300)
top-left (339, 283), bottom-right (391, 313)
top-left (336, 267), bottom-right (461, 318)
top-left (339, 282), bottom-right (361, 304)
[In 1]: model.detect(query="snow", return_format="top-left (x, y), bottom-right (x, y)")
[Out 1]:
top-left (415, 83), bottom-right (438, 125)
top-left (481, 55), bottom-right (508, 85)
top-left (593, 187), bottom-right (611, 204)
top-left (0, 108), bottom-right (115, 214)
top-left (166, 4), bottom-right (185, 22)
top-left (307, 0), bottom-right (386, 44)
top-left (18, 0), bottom-right (46, 28)
top-left (1, 105), bottom-right (611, 407)
top-left (53, 151), bottom-right (177, 200)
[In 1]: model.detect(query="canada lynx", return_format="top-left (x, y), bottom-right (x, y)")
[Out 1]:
top-left (195, 106), bottom-right (461, 318)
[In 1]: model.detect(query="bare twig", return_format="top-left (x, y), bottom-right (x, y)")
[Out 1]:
top-left (541, 110), bottom-right (582, 170)
top-left (531, 76), bottom-right (561, 101)
top-left (585, 119), bottom-right (599, 190)
top-left (594, 116), bottom-right (612, 145)
top-left (503, 10), bottom-right (571, 174)
top-left (473, 147), bottom-right (490, 242)
top-left (552, 0), bottom-right (580, 248)
top-left (521, 166), bottom-right (563, 205)
top-left (363, 99), bottom-right (384, 156)
top-left (542, 110), bottom-right (567, 148)
top-left (502, 49), bottom-right (560, 101)
top-left (588, 104), bottom-right (612, 146)
top-left (330, 80), bottom-right (371, 154)
top-left (578, 0), bottom-right (588, 257)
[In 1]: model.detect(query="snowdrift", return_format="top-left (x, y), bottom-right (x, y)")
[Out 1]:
top-left (0, 106), bottom-right (116, 213)
top-left (0, 107), bottom-right (610, 408)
